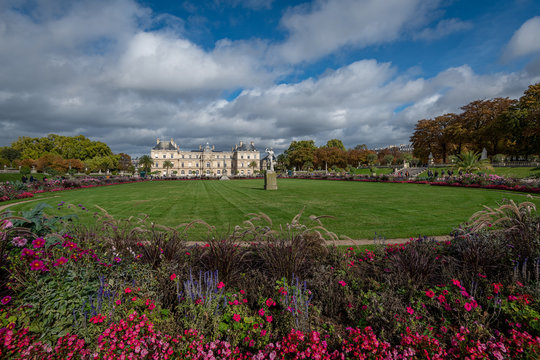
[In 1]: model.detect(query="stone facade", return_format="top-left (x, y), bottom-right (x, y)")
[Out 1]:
top-left (150, 138), bottom-right (260, 177)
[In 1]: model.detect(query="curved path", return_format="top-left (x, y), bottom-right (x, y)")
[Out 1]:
top-left (0, 196), bottom-right (60, 212)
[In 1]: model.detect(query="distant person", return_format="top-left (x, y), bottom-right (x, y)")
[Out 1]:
top-left (21, 175), bottom-right (27, 183)
top-left (43, 176), bottom-right (47, 182)
top-left (29, 175), bottom-right (35, 183)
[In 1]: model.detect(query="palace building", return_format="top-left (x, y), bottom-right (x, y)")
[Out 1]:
top-left (150, 138), bottom-right (260, 177)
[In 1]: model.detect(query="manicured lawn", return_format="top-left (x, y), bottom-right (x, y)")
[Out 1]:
top-left (6, 179), bottom-right (540, 240)
top-left (0, 173), bottom-right (46, 182)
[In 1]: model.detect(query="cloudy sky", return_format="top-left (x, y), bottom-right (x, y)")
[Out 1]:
top-left (1, 0), bottom-right (539, 156)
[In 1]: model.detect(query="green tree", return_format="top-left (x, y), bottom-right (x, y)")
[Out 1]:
top-left (0, 147), bottom-right (21, 165)
top-left (138, 155), bottom-right (153, 174)
top-left (324, 139), bottom-right (346, 151)
top-left (451, 150), bottom-right (492, 173)
top-left (249, 160), bottom-right (258, 174)
top-left (163, 160), bottom-right (173, 176)
top-left (284, 140), bottom-right (317, 170)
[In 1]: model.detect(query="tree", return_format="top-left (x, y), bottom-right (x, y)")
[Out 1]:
top-left (324, 139), bottom-right (346, 151)
top-left (0, 147), bottom-right (21, 165)
top-left (117, 153), bottom-right (132, 171)
top-left (163, 160), bottom-right (173, 176)
top-left (366, 153), bottom-right (377, 165)
top-left (501, 83), bottom-right (540, 158)
top-left (459, 98), bottom-right (516, 155)
top-left (249, 160), bottom-right (258, 174)
top-left (383, 154), bottom-right (394, 166)
top-left (138, 155), bottom-right (153, 174)
top-left (284, 140), bottom-right (317, 170)
top-left (451, 150), bottom-right (492, 173)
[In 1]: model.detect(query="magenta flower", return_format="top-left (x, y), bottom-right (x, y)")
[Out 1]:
top-left (258, 308), bottom-right (265, 316)
top-left (406, 307), bottom-right (414, 314)
top-left (233, 314), bottom-right (241, 322)
top-left (464, 302), bottom-right (473, 312)
top-left (338, 280), bottom-right (347, 287)
top-left (1, 296), bottom-right (11, 305)
top-left (425, 289), bottom-right (435, 298)
top-left (21, 248), bottom-right (35, 258)
top-left (170, 273), bottom-right (177, 281)
top-left (266, 315), bottom-right (273, 323)
top-left (217, 281), bottom-right (225, 289)
top-left (30, 260), bottom-right (44, 271)
top-left (32, 237), bottom-right (45, 249)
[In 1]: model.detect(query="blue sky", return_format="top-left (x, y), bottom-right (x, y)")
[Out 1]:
top-left (0, 0), bottom-right (539, 156)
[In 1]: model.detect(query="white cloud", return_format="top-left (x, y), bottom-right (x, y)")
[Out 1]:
top-left (504, 16), bottom-right (540, 60)
top-left (113, 32), bottom-right (270, 94)
top-left (274, 0), bottom-right (439, 63)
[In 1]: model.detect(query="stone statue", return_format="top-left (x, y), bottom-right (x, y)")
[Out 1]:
top-left (265, 148), bottom-right (275, 171)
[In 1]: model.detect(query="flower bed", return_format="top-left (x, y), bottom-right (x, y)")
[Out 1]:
top-left (0, 201), bottom-right (539, 359)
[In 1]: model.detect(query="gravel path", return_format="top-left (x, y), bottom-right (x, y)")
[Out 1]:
top-left (0, 196), bottom-right (60, 212)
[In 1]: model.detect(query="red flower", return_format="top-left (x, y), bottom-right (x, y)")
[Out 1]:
top-left (406, 307), bottom-right (414, 314)
top-left (124, 287), bottom-right (132, 294)
top-left (233, 314), bottom-right (241, 322)
top-left (425, 289), bottom-right (435, 298)
top-left (170, 273), bottom-right (177, 281)
top-left (464, 302), bottom-right (473, 312)
top-left (217, 281), bottom-right (225, 289)
top-left (266, 315), bottom-right (273, 323)
top-left (265, 298), bottom-right (276, 307)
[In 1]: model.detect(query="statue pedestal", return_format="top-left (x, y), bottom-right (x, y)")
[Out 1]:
top-left (264, 171), bottom-right (278, 190)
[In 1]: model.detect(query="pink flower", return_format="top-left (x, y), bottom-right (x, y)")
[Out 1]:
top-left (125, 287), bottom-right (132, 294)
top-left (170, 273), bottom-right (177, 281)
top-left (406, 307), bottom-right (414, 314)
top-left (131, 297), bottom-right (137, 302)
top-left (240, 289), bottom-right (245, 294)
top-left (114, 257), bottom-right (122, 263)
top-left (492, 283), bottom-right (502, 294)
top-left (1, 296), bottom-right (11, 305)
top-left (266, 315), bottom-right (273, 323)
top-left (425, 289), bottom-right (435, 298)
top-left (217, 282), bottom-right (225, 289)
top-left (11, 237), bottom-right (27, 247)
top-left (464, 302), bottom-right (473, 312)
top-left (260, 329), bottom-right (267, 337)
top-left (451, 279), bottom-right (461, 287)
top-left (115, 299), bottom-right (121, 305)
top-left (32, 237), bottom-right (45, 249)
top-left (258, 308), bottom-right (265, 316)
top-left (30, 260), bottom-right (44, 271)
top-left (265, 298), bottom-right (275, 307)
top-left (338, 280), bottom-right (347, 287)
top-left (233, 314), bottom-right (241, 322)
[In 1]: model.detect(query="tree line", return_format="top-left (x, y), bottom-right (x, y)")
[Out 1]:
top-left (0, 134), bottom-right (133, 174)
top-left (276, 139), bottom-right (413, 171)
top-left (410, 83), bottom-right (539, 163)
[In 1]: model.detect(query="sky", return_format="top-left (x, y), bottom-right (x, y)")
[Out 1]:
top-left (1, 0), bottom-right (539, 156)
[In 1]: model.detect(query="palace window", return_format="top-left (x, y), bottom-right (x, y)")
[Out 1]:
top-left (181, 170), bottom-right (185, 174)
top-left (182, 162), bottom-right (184, 167)
top-left (206, 162), bottom-right (210, 168)
top-left (217, 170), bottom-right (221, 174)
top-left (155, 162), bottom-right (158, 167)
top-left (248, 155), bottom-right (250, 159)
top-left (163, 155), bottom-right (166, 158)
top-left (171, 154), bottom-right (174, 158)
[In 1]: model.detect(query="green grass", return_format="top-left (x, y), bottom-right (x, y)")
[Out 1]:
top-left (6, 179), bottom-right (539, 240)
top-left (349, 167), bottom-right (394, 175)
top-left (0, 173), bottom-right (46, 182)
top-left (417, 167), bottom-right (540, 179)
